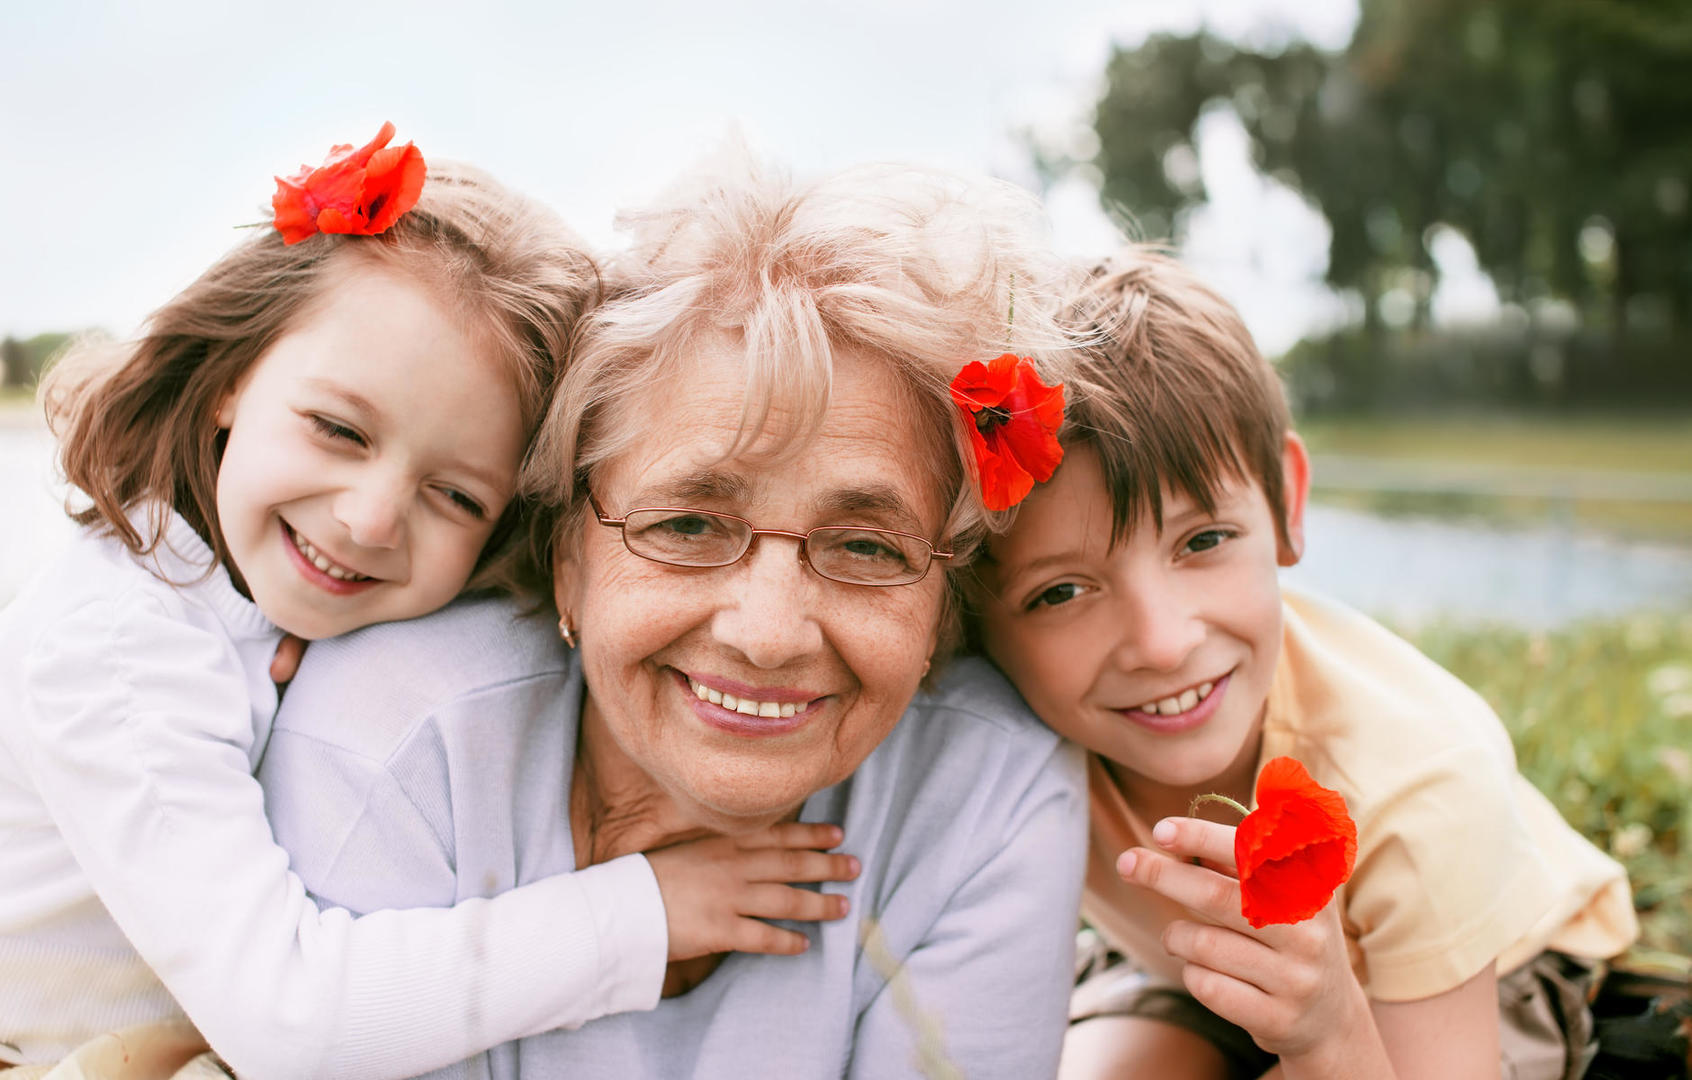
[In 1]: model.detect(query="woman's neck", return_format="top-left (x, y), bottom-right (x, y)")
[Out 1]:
top-left (570, 714), bottom-right (710, 868)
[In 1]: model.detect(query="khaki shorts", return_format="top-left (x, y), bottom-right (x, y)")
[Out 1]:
top-left (1071, 930), bottom-right (1602, 1080)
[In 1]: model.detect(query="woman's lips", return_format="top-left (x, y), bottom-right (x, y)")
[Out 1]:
top-left (1117, 673), bottom-right (1231, 734)
top-left (673, 669), bottom-right (823, 737)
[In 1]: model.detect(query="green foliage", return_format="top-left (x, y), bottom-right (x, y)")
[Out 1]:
top-left (1400, 614), bottom-right (1692, 961)
top-left (1, 332), bottom-right (74, 389)
top-left (1090, 0), bottom-right (1692, 344)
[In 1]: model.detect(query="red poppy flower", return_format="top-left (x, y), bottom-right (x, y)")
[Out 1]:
top-left (950, 353), bottom-right (1064, 511)
top-left (271, 122), bottom-right (427, 245)
top-left (1235, 757), bottom-right (1358, 928)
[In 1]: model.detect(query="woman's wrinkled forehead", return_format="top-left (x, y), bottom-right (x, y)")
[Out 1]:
top-left (590, 340), bottom-right (953, 528)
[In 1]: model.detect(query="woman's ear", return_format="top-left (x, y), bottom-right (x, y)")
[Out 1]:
top-left (1277, 431), bottom-right (1311, 567)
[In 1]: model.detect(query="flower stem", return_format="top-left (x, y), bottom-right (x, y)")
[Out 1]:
top-left (1188, 793), bottom-right (1249, 819)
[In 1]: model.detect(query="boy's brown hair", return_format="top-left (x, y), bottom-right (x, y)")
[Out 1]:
top-left (1061, 246), bottom-right (1294, 550)
top-left (42, 161), bottom-right (601, 598)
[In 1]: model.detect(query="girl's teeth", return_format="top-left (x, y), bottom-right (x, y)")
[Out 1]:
top-left (687, 677), bottom-right (811, 720)
top-left (1178, 688), bottom-right (1199, 712)
top-left (289, 527), bottom-right (368, 581)
top-left (1156, 696), bottom-right (1181, 714)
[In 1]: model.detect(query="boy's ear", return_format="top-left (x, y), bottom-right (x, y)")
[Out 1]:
top-left (1277, 432), bottom-right (1311, 567)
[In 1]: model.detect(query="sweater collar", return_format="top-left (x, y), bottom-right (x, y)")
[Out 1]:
top-left (143, 509), bottom-right (278, 641)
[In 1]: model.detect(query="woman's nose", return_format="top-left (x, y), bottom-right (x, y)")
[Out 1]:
top-left (331, 478), bottom-right (407, 550)
top-left (709, 535), bottom-right (825, 668)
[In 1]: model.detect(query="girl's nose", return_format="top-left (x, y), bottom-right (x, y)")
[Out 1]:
top-left (331, 480), bottom-right (406, 550)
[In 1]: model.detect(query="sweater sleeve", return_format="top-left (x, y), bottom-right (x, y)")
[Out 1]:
top-left (21, 595), bottom-right (666, 1080)
top-left (848, 737), bottom-right (1087, 1080)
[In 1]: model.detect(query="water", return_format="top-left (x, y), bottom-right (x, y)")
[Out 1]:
top-left (3, 416), bottom-right (1690, 624)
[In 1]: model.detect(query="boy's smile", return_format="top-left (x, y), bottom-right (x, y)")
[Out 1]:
top-left (975, 438), bottom-right (1309, 808)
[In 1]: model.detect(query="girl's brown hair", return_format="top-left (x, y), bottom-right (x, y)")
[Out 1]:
top-left (42, 160), bottom-right (601, 598)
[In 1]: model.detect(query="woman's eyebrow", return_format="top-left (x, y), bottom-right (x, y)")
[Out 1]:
top-left (816, 486), bottom-right (922, 531)
top-left (641, 470), bottom-right (751, 506)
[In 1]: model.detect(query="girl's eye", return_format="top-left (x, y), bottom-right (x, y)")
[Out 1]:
top-left (441, 488), bottom-right (487, 520)
top-left (310, 415), bottom-right (366, 446)
top-left (1184, 528), bottom-right (1235, 555)
top-left (1028, 582), bottom-right (1084, 610)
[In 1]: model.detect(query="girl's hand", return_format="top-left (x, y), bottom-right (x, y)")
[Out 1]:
top-left (647, 822), bottom-right (860, 961)
top-left (1117, 817), bottom-right (1393, 1078)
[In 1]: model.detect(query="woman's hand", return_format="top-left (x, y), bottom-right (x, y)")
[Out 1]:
top-left (1116, 817), bottom-right (1395, 1079)
top-left (647, 822), bottom-right (860, 961)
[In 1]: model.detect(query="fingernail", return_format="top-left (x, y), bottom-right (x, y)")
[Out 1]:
top-left (847, 856), bottom-right (861, 876)
top-left (1116, 850), bottom-right (1137, 877)
top-left (1152, 819), bottom-right (1177, 846)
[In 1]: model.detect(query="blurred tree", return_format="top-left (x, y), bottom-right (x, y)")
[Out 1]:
top-left (1, 333), bottom-right (74, 389)
top-left (1091, 0), bottom-right (1692, 351)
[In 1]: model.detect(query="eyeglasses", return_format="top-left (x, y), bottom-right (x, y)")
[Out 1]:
top-left (589, 494), bottom-right (953, 587)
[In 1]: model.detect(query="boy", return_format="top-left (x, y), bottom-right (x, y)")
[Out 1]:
top-left (972, 250), bottom-right (1637, 1079)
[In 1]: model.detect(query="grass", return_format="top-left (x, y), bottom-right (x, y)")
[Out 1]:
top-left (1399, 612), bottom-right (1692, 969)
top-left (1299, 412), bottom-right (1692, 541)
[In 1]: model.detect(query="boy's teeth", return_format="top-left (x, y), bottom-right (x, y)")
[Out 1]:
top-left (688, 677), bottom-right (810, 720)
top-left (1137, 680), bottom-right (1217, 716)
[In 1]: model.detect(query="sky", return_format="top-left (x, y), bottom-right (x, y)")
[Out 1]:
top-left (2, 0), bottom-right (1397, 357)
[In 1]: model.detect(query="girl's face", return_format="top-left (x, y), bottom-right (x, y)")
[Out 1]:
top-left (214, 260), bottom-right (526, 640)
top-left (555, 341), bottom-right (949, 833)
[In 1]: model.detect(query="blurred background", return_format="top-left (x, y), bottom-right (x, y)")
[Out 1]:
top-left (2, 0), bottom-right (1687, 960)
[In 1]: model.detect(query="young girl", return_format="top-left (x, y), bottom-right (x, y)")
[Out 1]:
top-left (0, 126), bottom-right (855, 1079)
top-left (971, 249), bottom-right (1637, 1079)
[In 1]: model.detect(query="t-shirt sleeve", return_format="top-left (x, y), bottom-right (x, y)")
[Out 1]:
top-left (848, 737), bottom-right (1087, 1079)
top-left (1345, 743), bottom-right (1559, 1002)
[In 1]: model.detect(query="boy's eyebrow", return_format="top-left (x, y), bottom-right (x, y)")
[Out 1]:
top-left (996, 549), bottom-right (1088, 583)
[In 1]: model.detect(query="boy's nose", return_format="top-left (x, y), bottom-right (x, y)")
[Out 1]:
top-left (1115, 583), bottom-right (1205, 673)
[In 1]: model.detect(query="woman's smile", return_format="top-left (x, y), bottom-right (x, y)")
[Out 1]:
top-left (676, 669), bottom-right (824, 737)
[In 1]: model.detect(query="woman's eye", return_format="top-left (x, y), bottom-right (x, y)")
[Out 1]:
top-left (658, 514), bottom-right (720, 538)
top-left (309, 415), bottom-right (365, 446)
top-left (1184, 528), bottom-right (1234, 555)
top-left (1029, 582), bottom-right (1083, 610)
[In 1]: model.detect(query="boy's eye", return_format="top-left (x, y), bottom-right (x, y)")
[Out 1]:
top-left (1184, 528), bottom-right (1234, 555)
top-left (1028, 582), bottom-right (1084, 610)
top-left (309, 415), bottom-right (366, 446)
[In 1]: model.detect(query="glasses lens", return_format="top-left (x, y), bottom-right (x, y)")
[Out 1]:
top-left (806, 527), bottom-right (931, 585)
top-left (622, 509), bottom-right (749, 566)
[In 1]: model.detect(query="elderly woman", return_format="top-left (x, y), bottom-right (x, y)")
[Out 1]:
top-left (258, 155), bottom-right (1086, 1078)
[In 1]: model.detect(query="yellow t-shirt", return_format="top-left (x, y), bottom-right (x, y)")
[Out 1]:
top-left (1082, 587), bottom-right (1638, 1003)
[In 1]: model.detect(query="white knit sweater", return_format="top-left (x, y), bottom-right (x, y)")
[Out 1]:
top-left (0, 512), bottom-right (666, 1078)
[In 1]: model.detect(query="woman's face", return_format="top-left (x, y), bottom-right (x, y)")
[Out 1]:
top-left (556, 340), bottom-right (949, 832)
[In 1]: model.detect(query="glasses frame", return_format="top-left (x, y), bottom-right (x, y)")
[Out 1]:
top-left (588, 493), bottom-right (954, 588)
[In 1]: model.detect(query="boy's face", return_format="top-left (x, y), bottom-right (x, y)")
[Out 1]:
top-left (975, 437), bottom-right (1309, 796)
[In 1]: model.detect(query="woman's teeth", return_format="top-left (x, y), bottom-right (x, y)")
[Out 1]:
top-left (289, 527), bottom-right (369, 581)
top-left (1136, 681), bottom-right (1215, 716)
top-left (688, 676), bottom-right (810, 719)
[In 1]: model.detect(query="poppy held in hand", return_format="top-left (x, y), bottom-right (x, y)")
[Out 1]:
top-left (271, 122), bottom-right (427, 245)
top-left (1235, 757), bottom-right (1358, 928)
top-left (950, 353), bottom-right (1064, 511)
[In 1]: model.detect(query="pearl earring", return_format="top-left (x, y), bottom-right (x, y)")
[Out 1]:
top-left (558, 616), bottom-right (578, 649)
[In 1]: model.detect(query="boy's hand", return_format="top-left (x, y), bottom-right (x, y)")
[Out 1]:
top-left (269, 634), bottom-right (307, 688)
top-left (647, 822), bottom-right (859, 962)
top-left (1117, 817), bottom-right (1392, 1075)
